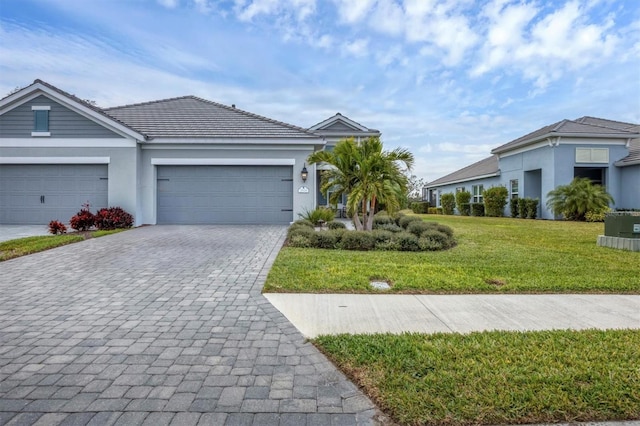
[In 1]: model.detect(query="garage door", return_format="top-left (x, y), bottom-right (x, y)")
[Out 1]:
top-left (0, 164), bottom-right (108, 224)
top-left (157, 165), bottom-right (293, 224)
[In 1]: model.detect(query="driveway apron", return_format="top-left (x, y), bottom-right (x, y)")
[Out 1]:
top-left (0, 226), bottom-right (380, 425)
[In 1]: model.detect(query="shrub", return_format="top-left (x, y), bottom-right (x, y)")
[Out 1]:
top-left (585, 207), bottom-right (611, 222)
top-left (287, 225), bottom-right (315, 240)
top-left (406, 220), bottom-right (436, 237)
top-left (339, 231), bottom-right (376, 251)
top-left (94, 207), bottom-right (133, 230)
top-left (69, 204), bottom-right (95, 231)
top-left (436, 207), bottom-right (444, 215)
top-left (526, 198), bottom-right (539, 219)
top-left (427, 207), bottom-right (438, 214)
top-left (483, 186), bottom-right (508, 217)
top-left (419, 237), bottom-right (444, 251)
top-left (48, 220), bottom-right (67, 235)
top-left (293, 219), bottom-right (314, 228)
top-left (298, 207), bottom-right (335, 226)
top-left (289, 234), bottom-right (313, 248)
top-left (327, 220), bottom-right (346, 230)
top-left (399, 215), bottom-right (423, 229)
top-left (421, 229), bottom-right (454, 249)
top-left (518, 198), bottom-right (528, 219)
top-left (546, 177), bottom-right (614, 221)
top-left (459, 203), bottom-right (471, 216)
top-left (371, 230), bottom-right (394, 244)
top-left (375, 239), bottom-right (400, 251)
top-left (373, 214), bottom-right (395, 227)
top-left (510, 198), bottom-right (519, 218)
top-left (471, 203), bottom-right (485, 217)
top-left (435, 224), bottom-right (454, 238)
top-left (440, 193), bottom-right (456, 215)
top-left (455, 190), bottom-right (471, 214)
top-left (410, 202), bottom-right (429, 214)
top-left (376, 223), bottom-right (403, 233)
top-left (393, 232), bottom-right (420, 251)
top-left (312, 231), bottom-right (339, 249)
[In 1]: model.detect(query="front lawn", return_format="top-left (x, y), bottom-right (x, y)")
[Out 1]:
top-left (314, 329), bottom-right (640, 425)
top-left (0, 229), bottom-right (126, 261)
top-left (264, 215), bottom-right (640, 293)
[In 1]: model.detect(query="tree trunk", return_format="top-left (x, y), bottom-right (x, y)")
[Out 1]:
top-left (365, 196), bottom-right (376, 231)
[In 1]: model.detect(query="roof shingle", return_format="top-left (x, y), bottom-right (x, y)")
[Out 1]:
top-left (105, 96), bottom-right (317, 139)
top-left (426, 155), bottom-right (499, 187)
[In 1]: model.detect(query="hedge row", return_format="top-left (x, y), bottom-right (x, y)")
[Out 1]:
top-left (287, 214), bottom-right (455, 252)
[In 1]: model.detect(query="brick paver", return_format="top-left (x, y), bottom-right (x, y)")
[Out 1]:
top-left (0, 226), bottom-right (383, 425)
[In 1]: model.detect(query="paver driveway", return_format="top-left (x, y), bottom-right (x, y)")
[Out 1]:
top-left (0, 226), bottom-right (380, 425)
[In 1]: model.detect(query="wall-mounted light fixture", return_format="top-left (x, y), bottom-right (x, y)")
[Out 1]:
top-left (301, 163), bottom-right (308, 182)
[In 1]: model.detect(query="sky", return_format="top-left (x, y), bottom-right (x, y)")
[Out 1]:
top-left (1, 0), bottom-right (639, 183)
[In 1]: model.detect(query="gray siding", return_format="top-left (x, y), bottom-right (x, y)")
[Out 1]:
top-left (0, 95), bottom-right (121, 138)
top-left (618, 166), bottom-right (640, 209)
top-left (324, 122), bottom-right (358, 132)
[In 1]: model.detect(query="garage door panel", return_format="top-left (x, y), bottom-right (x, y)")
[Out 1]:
top-left (157, 165), bottom-right (293, 225)
top-left (0, 164), bottom-right (108, 224)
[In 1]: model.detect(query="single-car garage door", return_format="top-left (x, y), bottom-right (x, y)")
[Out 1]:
top-left (0, 164), bottom-right (108, 224)
top-left (157, 165), bottom-right (293, 224)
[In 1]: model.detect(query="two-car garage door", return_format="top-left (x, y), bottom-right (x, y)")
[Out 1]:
top-left (157, 165), bottom-right (293, 224)
top-left (0, 164), bottom-right (108, 224)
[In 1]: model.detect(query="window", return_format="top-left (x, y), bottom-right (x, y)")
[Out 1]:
top-left (456, 186), bottom-right (465, 193)
top-left (472, 184), bottom-right (484, 203)
top-left (510, 179), bottom-right (519, 199)
top-left (32, 106), bottom-right (50, 136)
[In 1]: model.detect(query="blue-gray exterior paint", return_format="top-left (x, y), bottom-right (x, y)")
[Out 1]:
top-left (0, 95), bottom-right (121, 138)
top-left (618, 166), bottom-right (640, 209)
top-left (428, 141), bottom-right (636, 218)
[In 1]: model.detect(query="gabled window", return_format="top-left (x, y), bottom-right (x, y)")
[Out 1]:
top-left (472, 184), bottom-right (484, 203)
top-left (32, 106), bottom-right (50, 136)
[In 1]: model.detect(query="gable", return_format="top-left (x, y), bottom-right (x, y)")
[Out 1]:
top-left (0, 95), bottom-right (122, 139)
top-left (321, 120), bottom-right (361, 132)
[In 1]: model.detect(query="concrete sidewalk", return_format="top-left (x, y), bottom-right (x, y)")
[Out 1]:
top-left (264, 294), bottom-right (640, 338)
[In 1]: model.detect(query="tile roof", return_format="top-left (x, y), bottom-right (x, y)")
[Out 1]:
top-left (105, 96), bottom-right (317, 139)
top-left (615, 137), bottom-right (640, 166)
top-left (426, 155), bottom-right (499, 187)
top-left (492, 116), bottom-right (639, 154)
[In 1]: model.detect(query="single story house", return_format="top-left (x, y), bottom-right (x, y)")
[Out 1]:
top-left (0, 79), bottom-right (377, 226)
top-left (423, 117), bottom-right (640, 219)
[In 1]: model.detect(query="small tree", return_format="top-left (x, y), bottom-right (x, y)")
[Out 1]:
top-left (440, 193), bottom-right (456, 215)
top-left (546, 178), bottom-right (614, 221)
top-left (455, 190), bottom-right (471, 216)
top-left (483, 186), bottom-right (509, 217)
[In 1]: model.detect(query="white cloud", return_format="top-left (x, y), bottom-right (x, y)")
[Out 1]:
top-left (342, 38), bottom-right (369, 57)
top-left (473, 0), bottom-right (620, 88)
top-left (333, 0), bottom-right (376, 24)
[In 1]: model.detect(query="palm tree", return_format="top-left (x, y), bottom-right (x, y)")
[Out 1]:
top-left (308, 137), bottom-right (414, 231)
top-left (546, 177), bottom-right (614, 221)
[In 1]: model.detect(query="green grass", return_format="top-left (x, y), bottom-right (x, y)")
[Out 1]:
top-left (0, 235), bottom-right (85, 261)
top-left (314, 329), bottom-right (640, 425)
top-left (0, 229), bottom-right (129, 261)
top-left (264, 215), bottom-right (640, 293)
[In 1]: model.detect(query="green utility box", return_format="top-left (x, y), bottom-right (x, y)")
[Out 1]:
top-left (604, 213), bottom-right (640, 239)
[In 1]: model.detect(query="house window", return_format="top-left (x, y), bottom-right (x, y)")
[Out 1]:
top-left (32, 106), bottom-right (50, 136)
top-left (472, 184), bottom-right (483, 203)
top-left (510, 179), bottom-right (519, 199)
top-left (456, 186), bottom-right (465, 193)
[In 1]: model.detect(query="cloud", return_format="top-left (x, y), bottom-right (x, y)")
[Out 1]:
top-left (158, 0), bottom-right (179, 8)
top-left (333, 0), bottom-right (376, 24)
top-left (473, 0), bottom-right (620, 88)
top-left (342, 38), bottom-right (369, 57)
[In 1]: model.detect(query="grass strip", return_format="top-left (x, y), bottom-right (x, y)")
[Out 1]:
top-left (264, 215), bottom-right (640, 293)
top-left (314, 329), bottom-right (640, 425)
top-left (0, 235), bottom-right (85, 261)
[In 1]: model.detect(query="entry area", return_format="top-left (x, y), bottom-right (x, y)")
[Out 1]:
top-left (0, 164), bottom-right (108, 224)
top-left (156, 165), bottom-right (294, 224)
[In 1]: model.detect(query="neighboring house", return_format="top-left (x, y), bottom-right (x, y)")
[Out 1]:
top-left (307, 113), bottom-right (381, 209)
top-left (0, 79), bottom-right (376, 226)
top-left (424, 117), bottom-right (640, 219)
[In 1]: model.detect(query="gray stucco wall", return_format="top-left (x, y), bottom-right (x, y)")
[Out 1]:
top-left (139, 144), bottom-right (316, 224)
top-left (0, 95), bottom-right (120, 138)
